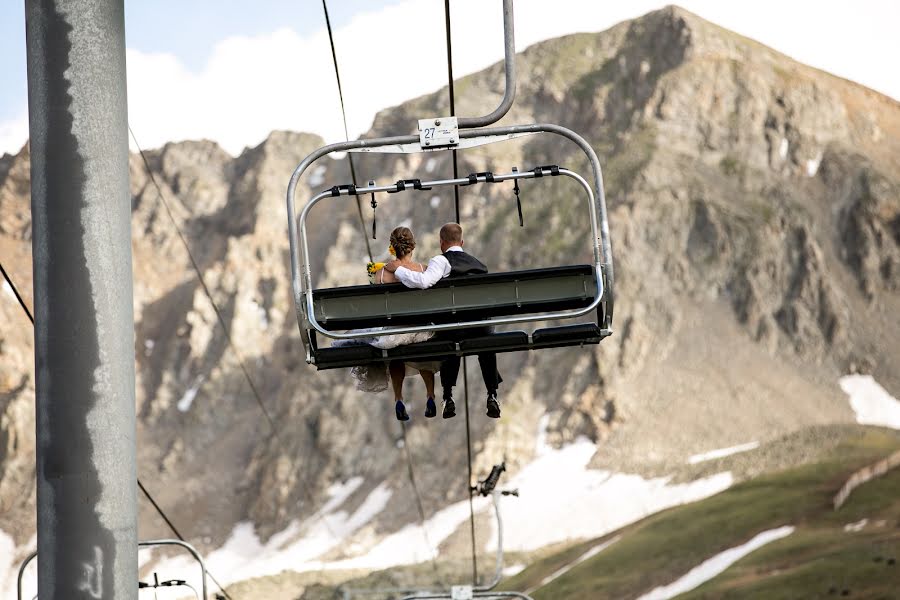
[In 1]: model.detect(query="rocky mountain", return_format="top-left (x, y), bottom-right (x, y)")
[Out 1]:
top-left (1, 5), bottom-right (899, 596)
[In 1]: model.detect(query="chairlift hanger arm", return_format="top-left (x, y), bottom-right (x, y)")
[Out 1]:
top-left (456, 0), bottom-right (516, 129)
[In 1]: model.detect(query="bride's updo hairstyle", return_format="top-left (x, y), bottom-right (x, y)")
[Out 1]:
top-left (390, 226), bottom-right (416, 258)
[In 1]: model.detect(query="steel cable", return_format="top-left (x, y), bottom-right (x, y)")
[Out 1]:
top-left (1, 259), bottom-right (235, 599)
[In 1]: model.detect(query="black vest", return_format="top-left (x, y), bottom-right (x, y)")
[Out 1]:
top-left (443, 250), bottom-right (488, 277)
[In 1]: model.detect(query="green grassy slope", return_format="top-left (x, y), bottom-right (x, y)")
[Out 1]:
top-left (680, 465), bottom-right (900, 599)
top-left (499, 426), bottom-right (900, 599)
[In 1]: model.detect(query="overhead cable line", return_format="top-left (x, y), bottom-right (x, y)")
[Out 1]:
top-left (319, 0), bottom-right (442, 578)
top-left (129, 126), bottom-right (344, 544)
top-left (462, 360), bottom-right (479, 585)
top-left (130, 127), bottom-right (279, 436)
top-left (400, 423), bottom-right (443, 580)
top-left (1, 260), bottom-right (235, 600)
top-left (136, 480), bottom-right (235, 600)
top-left (444, 0), bottom-right (462, 224)
top-left (321, 0), bottom-right (373, 262)
top-left (0, 261), bottom-right (33, 323)
top-left (443, 0), bottom-right (479, 584)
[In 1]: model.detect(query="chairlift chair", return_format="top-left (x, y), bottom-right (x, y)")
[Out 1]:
top-left (286, 0), bottom-right (614, 370)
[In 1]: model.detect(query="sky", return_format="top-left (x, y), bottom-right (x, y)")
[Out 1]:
top-left (1, 0), bottom-right (898, 157)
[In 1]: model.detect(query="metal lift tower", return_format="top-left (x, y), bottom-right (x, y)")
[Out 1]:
top-left (25, 0), bottom-right (137, 598)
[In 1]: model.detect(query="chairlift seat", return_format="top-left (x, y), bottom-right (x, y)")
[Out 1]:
top-left (308, 265), bottom-right (609, 370)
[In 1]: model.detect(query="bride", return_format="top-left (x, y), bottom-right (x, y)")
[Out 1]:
top-left (335, 226), bottom-right (441, 421)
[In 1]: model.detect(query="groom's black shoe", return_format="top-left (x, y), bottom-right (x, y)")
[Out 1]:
top-left (425, 397), bottom-right (437, 418)
top-left (395, 400), bottom-right (410, 421)
top-left (442, 397), bottom-right (456, 419)
top-left (486, 392), bottom-right (501, 418)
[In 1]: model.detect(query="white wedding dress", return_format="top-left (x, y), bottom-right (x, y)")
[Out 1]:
top-left (331, 267), bottom-right (441, 393)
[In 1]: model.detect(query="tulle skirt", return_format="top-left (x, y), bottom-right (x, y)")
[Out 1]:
top-left (331, 329), bottom-right (442, 393)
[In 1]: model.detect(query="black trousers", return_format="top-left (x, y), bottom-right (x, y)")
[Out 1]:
top-left (436, 327), bottom-right (501, 396)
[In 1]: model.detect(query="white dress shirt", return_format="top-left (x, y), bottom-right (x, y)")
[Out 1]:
top-left (395, 246), bottom-right (462, 289)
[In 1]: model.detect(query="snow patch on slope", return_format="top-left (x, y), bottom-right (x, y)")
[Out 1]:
top-left (806, 151), bottom-right (823, 176)
top-left (134, 416), bottom-right (735, 591)
top-left (0, 530), bottom-right (19, 600)
top-left (527, 535), bottom-right (620, 594)
top-left (636, 526), bottom-right (795, 600)
top-left (487, 416), bottom-right (733, 552)
top-left (491, 435), bottom-right (733, 552)
top-left (177, 376), bottom-right (205, 412)
top-left (2, 280), bottom-right (16, 300)
top-left (840, 375), bottom-right (900, 430)
top-left (140, 478), bottom-right (387, 591)
top-left (688, 441), bottom-right (759, 464)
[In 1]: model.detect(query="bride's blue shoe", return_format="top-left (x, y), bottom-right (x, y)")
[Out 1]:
top-left (425, 397), bottom-right (437, 418)
top-left (395, 400), bottom-right (410, 421)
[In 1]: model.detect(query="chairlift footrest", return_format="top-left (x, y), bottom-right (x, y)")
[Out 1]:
top-left (311, 326), bottom-right (605, 370)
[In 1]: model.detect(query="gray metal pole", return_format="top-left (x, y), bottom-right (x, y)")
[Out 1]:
top-left (25, 1), bottom-right (136, 599)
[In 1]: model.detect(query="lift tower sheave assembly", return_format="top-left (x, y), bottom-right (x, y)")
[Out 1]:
top-left (25, 1), bottom-right (137, 598)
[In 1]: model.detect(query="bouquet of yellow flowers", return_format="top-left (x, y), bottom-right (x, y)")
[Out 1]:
top-left (366, 261), bottom-right (386, 284)
top-left (366, 244), bottom-right (395, 283)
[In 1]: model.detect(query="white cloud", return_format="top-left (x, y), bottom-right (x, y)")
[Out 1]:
top-left (0, 109), bottom-right (28, 157)
top-left (1, 0), bottom-right (898, 156)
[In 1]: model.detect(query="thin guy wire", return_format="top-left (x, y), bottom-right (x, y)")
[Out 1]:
top-left (137, 480), bottom-right (235, 600)
top-left (130, 127), bottom-right (280, 435)
top-left (400, 423), bottom-right (443, 582)
top-left (129, 126), bottom-right (343, 543)
top-left (320, 0), bottom-right (442, 579)
top-left (444, 0), bottom-right (462, 224)
top-left (462, 358), bottom-right (479, 585)
top-left (321, 0), bottom-right (373, 262)
top-left (0, 260), bottom-right (33, 323)
top-left (1, 260), bottom-right (235, 599)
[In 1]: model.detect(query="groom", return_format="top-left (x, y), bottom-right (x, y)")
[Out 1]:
top-left (385, 223), bottom-right (502, 419)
